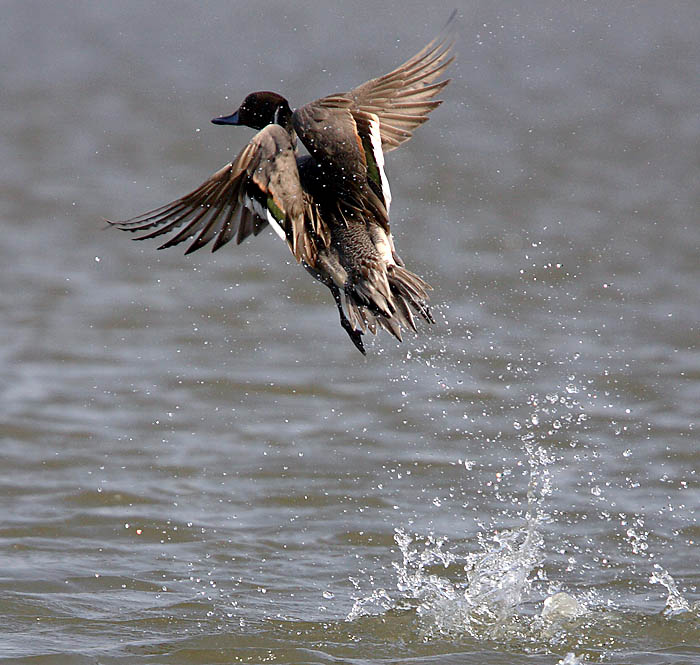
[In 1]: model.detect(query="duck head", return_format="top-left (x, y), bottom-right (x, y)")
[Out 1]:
top-left (212, 91), bottom-right (293, 131)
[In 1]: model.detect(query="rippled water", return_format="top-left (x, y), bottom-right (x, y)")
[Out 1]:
top-left (1, 2), bottom-right (698, 663)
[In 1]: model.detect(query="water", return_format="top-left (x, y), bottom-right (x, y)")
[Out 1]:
top-left (1, 1), bottom-right (698, 663)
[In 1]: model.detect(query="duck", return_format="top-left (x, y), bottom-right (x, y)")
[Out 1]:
top-left (107, 15), bottom-right (455, 355)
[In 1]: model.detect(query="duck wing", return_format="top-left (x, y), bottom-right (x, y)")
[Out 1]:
top-left (107, 124), bottom-right (319, 262)
top-left (292, 15), bottom-right (455, 217)
top-left (342, 11), bottom-right (456, 153)
top-left (293, 97), bottom-right (393, 235)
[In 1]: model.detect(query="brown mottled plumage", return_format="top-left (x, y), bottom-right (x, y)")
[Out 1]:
top-left (106, 14), bottom-right (455, 354)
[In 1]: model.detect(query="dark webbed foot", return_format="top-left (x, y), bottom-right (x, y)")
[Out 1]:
top-left (341, 318), bottom-right (366, 355)
top-left (330, 285), bottom-right (366, 355)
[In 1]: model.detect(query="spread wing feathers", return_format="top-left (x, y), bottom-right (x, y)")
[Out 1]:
top-left (342, 11), bottom-right (456, 152)
top-left (106, 124), bottom-right (324, 263)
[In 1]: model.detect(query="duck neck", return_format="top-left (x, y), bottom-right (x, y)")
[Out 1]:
top-left (273, 100), bottom-right (294, 134)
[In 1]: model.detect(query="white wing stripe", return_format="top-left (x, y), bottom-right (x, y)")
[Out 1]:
top-left (244, 194), bottom-right (286, 242)
top-left (266, 210), bottom-right (287, 241)
top-left (367, 114), bottom-right (392, 212)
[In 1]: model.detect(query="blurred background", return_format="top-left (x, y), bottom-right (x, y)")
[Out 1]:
top-left (1, 2), bottom-right (698, 663)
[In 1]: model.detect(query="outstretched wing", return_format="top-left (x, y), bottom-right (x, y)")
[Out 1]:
top-left (341, 11), bottom-right (456, 152)
top-left (292, 14), bottom-right (455, 220)
top-left (107, 124), bottom-right (317, 262)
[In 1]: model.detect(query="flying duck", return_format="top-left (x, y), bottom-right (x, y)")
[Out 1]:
top-left (107, 16), bottom-right (455, 354)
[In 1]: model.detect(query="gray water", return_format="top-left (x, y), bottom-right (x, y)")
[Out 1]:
top-left (1, 2), bottom-right (698, 663)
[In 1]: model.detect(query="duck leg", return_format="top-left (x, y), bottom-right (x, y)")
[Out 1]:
top-left (329, 284), bottom-right (366, 355)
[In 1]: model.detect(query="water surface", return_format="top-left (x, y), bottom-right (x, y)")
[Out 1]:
top-left (1, 2), bottom-right (698, 663)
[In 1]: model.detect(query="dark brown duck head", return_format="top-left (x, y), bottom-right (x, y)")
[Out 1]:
top-left (212, 91), bottom-right (293, 131)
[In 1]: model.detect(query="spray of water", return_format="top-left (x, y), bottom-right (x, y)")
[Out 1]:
top-left (347, 371), bottom-right (698, 658)
top-left (649, 564), bottom-right (696, 616)
top-left (348, 412), bottom-right (578, 643)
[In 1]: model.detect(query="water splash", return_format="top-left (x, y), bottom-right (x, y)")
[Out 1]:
top-left (347, 376), bottom-right (697, 659)
top-left (557, 653), bottom-right (586, 665)
top-left (649, 564), bottom-right (696, 616)
top-left (348, 430), bottom-right (561, 641)
top-left (407, 523), bottom-right (545, 640)
top-left (347, 518), bottom-right (549, 640)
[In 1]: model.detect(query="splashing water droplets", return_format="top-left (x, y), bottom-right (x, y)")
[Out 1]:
top-left (347, 362), bottom-right (697, 658)
top-left (349, 431), bottom-right (558, 641)
top-left (649, 565), bottom-right (695, 616)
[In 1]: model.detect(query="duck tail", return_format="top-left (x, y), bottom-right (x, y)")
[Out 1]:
top-left (346, 264), bottom-right (434, 345)
top-left (386, 264), bottom-right (435, 326)
top-left (315, 247), bottom-right (434, 352)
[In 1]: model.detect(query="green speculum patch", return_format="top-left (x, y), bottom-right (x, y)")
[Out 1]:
top-left (266, 196), bottom-right (285, 222)
top-left (362, 137), bottom-right (381, 187)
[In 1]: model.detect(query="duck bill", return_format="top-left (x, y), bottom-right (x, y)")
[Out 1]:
top-left (211, 111), bottom-right (240, 125)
